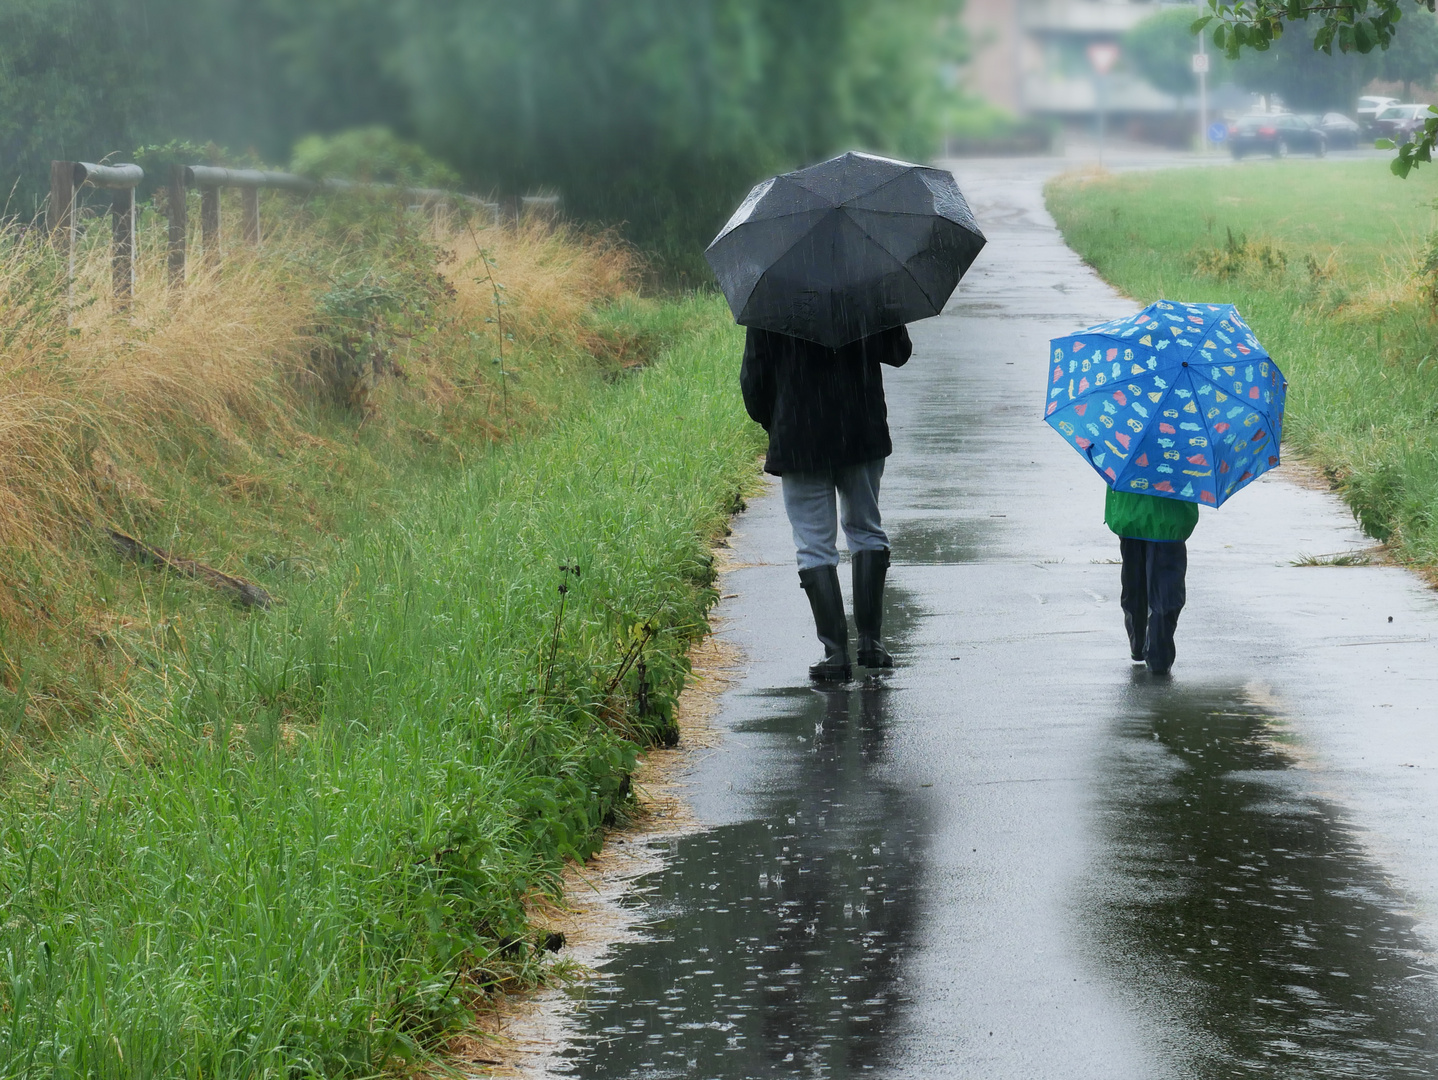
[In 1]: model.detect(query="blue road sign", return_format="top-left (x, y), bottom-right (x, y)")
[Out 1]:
top-left (1208, 122), bottom-right (1229, 143)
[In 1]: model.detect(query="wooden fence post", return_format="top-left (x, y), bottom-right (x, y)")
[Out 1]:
top-left (111, 186), bottom-right (135, 304)
top-left (242, 185), bottom-right (260, 246)
top-left (48, 160), bottom-right (75, 241)
top-left (48, 161), bottom-right (76, 285)
top-left (201, 185), bottom-right (220, 262)
top-left (168, 164), bottom-right (188, 286)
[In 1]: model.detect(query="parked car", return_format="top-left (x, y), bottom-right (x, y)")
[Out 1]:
top-left (1229, 113), bottom-right (1327, 159)
top-left (1314, 112), bottom-right (1362, 148)
top-left (1374, 103), bottom-right (1434, 142)
top-left (1358, 95), bottom-right (1400, 132)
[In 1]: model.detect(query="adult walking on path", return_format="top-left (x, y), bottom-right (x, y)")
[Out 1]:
top-left (707, 151), bottom-right (985, 681)
top-left (740, 324), bottom-right (911, 680)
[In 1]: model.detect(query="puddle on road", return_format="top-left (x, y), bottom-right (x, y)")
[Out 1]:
top-left (887, 518), bottom-right (993, 565)
top-left (550, 682), bottom-right (929, 1078)
top-left (1092, 683), bottom-right (1438, 1077)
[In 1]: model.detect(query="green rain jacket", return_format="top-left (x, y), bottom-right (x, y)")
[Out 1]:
top-left (1104, 488), bottom-right (1199, 543)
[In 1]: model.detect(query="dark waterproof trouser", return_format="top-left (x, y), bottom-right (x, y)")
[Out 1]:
top-left (1119, 538), bottom-right (1186, 674)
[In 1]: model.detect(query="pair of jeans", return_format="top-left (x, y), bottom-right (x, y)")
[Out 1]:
top-left (1119, 537), bottom-right (1187, 673)
top-left (780, 459), bottom-right (888, 571)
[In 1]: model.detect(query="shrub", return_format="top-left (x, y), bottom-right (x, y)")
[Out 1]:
top-left (1195, 227), bottom-right (1289, 279)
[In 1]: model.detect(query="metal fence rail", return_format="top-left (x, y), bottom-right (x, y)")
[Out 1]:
top-left (48, 161), bottom-right (145, 304)
top-left (48, 157), bottom-right (525, 298)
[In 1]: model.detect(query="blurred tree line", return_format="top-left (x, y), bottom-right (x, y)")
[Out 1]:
top-left (0, 0), bottom-right (964, 271)
top-left (1125, 5), bottom-right (1438, 113)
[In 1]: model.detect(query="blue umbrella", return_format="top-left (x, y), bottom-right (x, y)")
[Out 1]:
top-left (1044, 300), bottom-right (1286, 507)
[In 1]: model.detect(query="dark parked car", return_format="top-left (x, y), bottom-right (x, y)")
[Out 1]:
top-left (1310, 112), bottom-right (1361, 148)
top-left (1374, 103), bottom-right (1434, 142)
top-left (1229, 114), bottom-right (1327, 159)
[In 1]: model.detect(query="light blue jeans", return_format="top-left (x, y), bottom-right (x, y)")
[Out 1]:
top-left (780, 459), bottom-right (888, 571)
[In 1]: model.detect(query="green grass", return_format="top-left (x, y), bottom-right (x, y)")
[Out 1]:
top-left (1046, 159), bottom-right (1438, 562)
top-left (0, 295), bottom-right (761, 1077)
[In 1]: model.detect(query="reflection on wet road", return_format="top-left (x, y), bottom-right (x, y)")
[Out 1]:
top-left (556, 682), bottom-right (928, 1078)
top-left (532, 158), bottom-right (1438, 1077)
top-left (1093, 683), bottom-right (1438, 1077)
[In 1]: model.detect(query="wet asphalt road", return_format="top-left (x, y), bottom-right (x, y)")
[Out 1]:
top-left (553, 159), bottom-right (1438, 1078)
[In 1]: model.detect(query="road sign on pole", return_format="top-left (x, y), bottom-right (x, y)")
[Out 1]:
top-left (1208, 122), bottom-right (1228, 143)
top-left (1194, 0), bottom-right (1210, 155)
top-left (1085, 42), bottom-right (1120, 168)
top-left (1086, 42), bottom-right (1120, 75)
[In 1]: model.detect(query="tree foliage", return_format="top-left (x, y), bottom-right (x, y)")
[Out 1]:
top-left (390, 0), bottom-right (963, 269)
top-left (1198, 0), bottom-right (1438, 173)
top-left (1231, 20), bottom-right (1378, 110)
top-left (1127, 5), bottom-right (1381, 113)
top-left (0, 0), bottom-right (963, 267)
top-left (1380, 6), bottom-right (1438, 96)
top-left (1127, 10), bottom-right (1214, 102)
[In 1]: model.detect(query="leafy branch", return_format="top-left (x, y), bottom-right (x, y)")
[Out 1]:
top-left (1194, 0), bottom-right (1438, 175)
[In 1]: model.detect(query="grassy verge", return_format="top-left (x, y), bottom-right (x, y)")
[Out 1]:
top-left (0, 296), bottom-right (759, 1077)
top-left (1045, 160), bottom-right (1438, 563)
top-left (0, 189), bottom-right (763, 1073)
top-left (0, 198), bottom-right (646, 736)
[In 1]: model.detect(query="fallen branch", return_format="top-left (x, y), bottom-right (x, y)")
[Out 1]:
top-left (106, 528), bottom-right (275, 609)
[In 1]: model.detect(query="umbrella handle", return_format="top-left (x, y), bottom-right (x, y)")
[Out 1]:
top-left (1084, 442), bottom-right (1112, 488)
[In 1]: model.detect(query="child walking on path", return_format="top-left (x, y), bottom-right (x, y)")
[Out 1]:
top-left (1105, 487), bottom-right (1199, 676)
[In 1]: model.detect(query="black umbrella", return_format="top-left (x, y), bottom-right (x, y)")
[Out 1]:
top-left (705, 151), bottom-right (986, 349)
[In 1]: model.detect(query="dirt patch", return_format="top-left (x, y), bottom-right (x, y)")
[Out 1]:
top-left (1271, 455), bottom-right (1339, 495)
top-left (444, 622), bottom-right (743, 1076)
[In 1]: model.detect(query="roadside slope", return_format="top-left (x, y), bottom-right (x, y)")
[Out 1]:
top-left (0, 289), bottom-right (762, 1077)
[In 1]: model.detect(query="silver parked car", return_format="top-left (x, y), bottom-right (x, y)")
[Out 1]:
top-left (1374, 103), bottom-right (1435, 142)
top-left (1358, 94), bottom-right (1400, 133)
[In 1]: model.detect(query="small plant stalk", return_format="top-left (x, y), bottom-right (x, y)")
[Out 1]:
top-left (540, 564), bottom-right (582, 704)
top-left (635, 656), bottom-right (648, 719)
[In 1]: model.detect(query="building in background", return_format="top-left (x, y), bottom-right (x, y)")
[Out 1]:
top-left (963, 0), bottom-right (1193, 133)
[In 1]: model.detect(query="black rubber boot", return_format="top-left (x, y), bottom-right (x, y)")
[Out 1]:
top-left (1119, 537), bottom-right (1148, 662)
top-left (852, 548), bottom-right (894, 669)
top-left (1143, 541), bottom-right (1187, 676)
top-left (798, 565), bottom-right (851, 682)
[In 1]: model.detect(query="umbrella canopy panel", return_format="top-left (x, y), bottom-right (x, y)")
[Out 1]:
top-left (706, 152), bottom-right (986, 348)
top-left (1045, 301), bottom-right (1286, 507)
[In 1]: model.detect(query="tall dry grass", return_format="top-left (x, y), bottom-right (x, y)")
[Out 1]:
top-left (0, 196), bottom-right (642, 718)
top-left (0, 215), bottom-right (310, 571)
top-left (444, 217), bottom-right (638, 348)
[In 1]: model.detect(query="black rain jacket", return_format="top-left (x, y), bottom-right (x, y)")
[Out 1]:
top-left (740, 325), bottom-right (911, 475)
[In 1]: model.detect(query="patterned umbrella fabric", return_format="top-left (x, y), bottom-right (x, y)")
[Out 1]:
top-left (1045, 300), bottom-right (1286, 507)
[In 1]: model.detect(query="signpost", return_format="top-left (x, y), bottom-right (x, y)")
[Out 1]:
top-left (1194, 0), bottom-right (1210, 153)
top-left (1086, 42), bottom-right (1121, 168)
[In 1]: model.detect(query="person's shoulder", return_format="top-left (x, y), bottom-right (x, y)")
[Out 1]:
top-left (752, 328), bottom-right (817, 351)
top-left (746, 327), bottom-right (796, 359)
